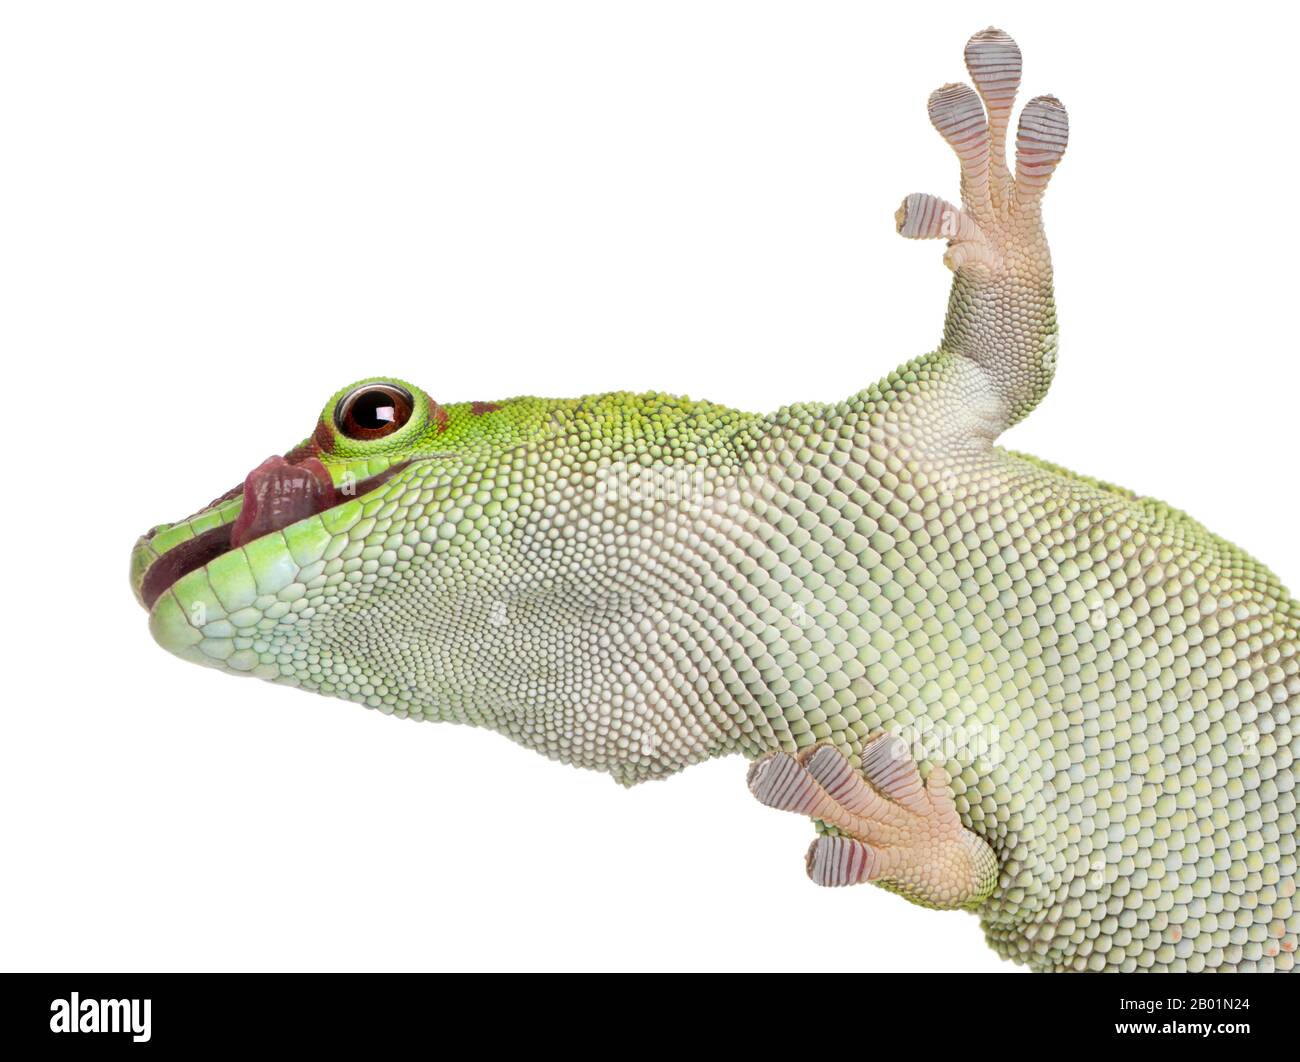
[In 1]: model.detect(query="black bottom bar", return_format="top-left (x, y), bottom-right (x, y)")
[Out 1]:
top-left (2, 971), bottom-right (1291, 1049)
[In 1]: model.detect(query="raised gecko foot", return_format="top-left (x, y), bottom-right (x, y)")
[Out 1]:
top-left (896, 28), bottom-right (1067, 277)
top-left (894, 28), bottom-right (1069, 429)
top-left (747, 734), bottom-right (998, 911)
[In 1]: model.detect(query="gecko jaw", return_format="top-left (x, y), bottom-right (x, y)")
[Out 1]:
top-left (135, 458), bottom-right (410, 612)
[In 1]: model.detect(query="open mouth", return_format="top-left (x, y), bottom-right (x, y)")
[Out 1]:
top-left (137, 454), bottom-right (409, 611)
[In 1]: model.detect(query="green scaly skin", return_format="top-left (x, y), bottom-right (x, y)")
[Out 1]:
top-left (131, 29), bottom-right (1297, 971)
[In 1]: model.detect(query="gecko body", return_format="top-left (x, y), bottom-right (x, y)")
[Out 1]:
top-left (132, 29), bottom-right (1298, 971)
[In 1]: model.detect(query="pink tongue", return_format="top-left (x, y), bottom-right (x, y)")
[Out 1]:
top-left (229, 455), bottom-right (335, 549)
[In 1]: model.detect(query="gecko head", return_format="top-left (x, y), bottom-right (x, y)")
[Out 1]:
top-left (129, 376), bottom-right (510, 672)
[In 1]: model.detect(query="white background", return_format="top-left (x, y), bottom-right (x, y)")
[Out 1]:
top-left (1, 2), bottom-right (1295, 973)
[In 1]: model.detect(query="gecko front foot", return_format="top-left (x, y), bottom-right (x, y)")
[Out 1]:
top-left (747, 734), bottom-right (998, 911)
top-left (895, 28), bottom-right (1069, 428)
top-left (896, 28), bottom-right (1067, 279)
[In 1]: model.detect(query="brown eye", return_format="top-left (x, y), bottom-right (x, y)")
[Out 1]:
top-left (335, 384), bottom-right (414, 441)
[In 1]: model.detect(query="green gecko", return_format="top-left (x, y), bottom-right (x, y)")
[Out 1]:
top-left (131, 28), bottom-right (1297, 972)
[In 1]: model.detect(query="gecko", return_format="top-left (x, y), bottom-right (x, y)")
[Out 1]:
top-left (131, 28), bottom-right (1297, 972)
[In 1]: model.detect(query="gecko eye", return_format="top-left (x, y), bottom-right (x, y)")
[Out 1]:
top-left (335, 384), bottom-right (414, 441)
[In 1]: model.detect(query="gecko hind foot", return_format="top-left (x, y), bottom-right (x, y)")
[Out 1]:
top-left (747, 734), bottom-right (999, 910)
